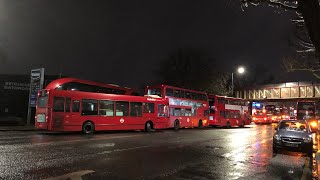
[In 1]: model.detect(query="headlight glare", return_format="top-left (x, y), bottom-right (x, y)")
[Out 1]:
top-left (274, 134), bottom-right (281, 141)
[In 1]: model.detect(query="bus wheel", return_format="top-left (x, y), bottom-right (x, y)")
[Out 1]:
top-left (82, 121), bottom-right (95, 134)
top-left (226, 121), bottom-right (231, 129)
top-left (174, 120), bottom-right (180, 130)
top-left (198, 120), bottom-right (203, 128)
top-left (145, 121), bottom-right (154, 132)
top-left (240, 121), bottom-right (245, 128)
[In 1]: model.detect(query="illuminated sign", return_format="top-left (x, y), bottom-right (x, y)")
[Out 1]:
top-left (29, 68), bottom-right (44, 107)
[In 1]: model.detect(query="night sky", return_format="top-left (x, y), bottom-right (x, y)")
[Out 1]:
top-left (0, 0), bottom-right (316, 89)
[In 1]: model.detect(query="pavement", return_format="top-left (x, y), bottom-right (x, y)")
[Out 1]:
top-left (0, 125), bottom-right (35, 131)
top-left (0, 124), bottom-right (315, 180)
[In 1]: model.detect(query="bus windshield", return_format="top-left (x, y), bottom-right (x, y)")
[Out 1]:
top-left (37, 90), bottom-right (48, 108)
top-left (147, 88), bottom-right (162, 97)
top-left (297, 102), bottom-right (315, 119)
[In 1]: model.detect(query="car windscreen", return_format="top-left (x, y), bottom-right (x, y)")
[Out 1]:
top-left (279, 121), bottom-right (307, 132)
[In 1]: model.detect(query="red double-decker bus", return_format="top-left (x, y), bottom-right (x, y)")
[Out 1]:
top-left (208, 95), bottom-right (250, 128)
top-left (35, 78), bottom-right (169, 133)
top-left (145, 85), bottom-right (209, 129)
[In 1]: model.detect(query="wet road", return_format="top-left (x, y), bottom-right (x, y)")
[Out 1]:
top-left (0, 124), bottom-right (315, 180)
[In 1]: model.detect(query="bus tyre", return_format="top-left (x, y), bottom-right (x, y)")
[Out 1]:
top-left (240, 121), bottom-right (245, 128)
top-left (198, 120), bottom-right (203, 128)
top-left (82, 121), bottom-right (95, 134)
top-left (174, 120), bottom-right (180, 130)
top-left (145, 121), bottom-right (153, 132)
top-left (226, 121), bottom-right (231, 129)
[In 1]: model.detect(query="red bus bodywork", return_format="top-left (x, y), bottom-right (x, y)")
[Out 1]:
top-left (145, 85), bottom-right (209, 129)
top-left (46, 77), bottom-right (136, 95)
top-left (252, 109), bottom-right (270, 124)
top-left (35, 78), bottom-right (169, 132)
top-left (208, 95), bottom-right (250, 127)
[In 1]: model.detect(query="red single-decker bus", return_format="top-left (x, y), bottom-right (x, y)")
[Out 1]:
top-left (35, 78), bottom-right (169, 133)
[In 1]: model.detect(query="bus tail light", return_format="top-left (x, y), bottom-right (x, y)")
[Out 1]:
top-left (264, 117), bottom-right (267, 120)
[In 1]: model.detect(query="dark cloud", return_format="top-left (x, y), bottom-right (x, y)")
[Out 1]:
top-left (0, 0), bottom-right (297, 88)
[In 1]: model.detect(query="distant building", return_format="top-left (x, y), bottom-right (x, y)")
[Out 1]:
top-left (0, 74), bottom-right (61, 125)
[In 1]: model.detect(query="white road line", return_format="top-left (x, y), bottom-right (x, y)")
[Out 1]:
top-left (1, 134), bottom-right (144, 149)
top-left (43, 170), bottom-right (95, 180)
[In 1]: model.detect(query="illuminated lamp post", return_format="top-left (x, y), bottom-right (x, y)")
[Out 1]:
top-left (231, 66), bottom-right (245, 96)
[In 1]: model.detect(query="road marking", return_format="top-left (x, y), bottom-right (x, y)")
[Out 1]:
top-left (4, 134), bottom-right (144, 148)
top-left (43, 170), bottom-right (94, 180)
top-left (113, 145), bottom-right (153, 152)
top-left (301, 157), bottom-right (310, 180)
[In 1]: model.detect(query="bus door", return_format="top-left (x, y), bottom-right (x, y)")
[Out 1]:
top-left (224, 110), bottom-right (231, 126)
top-left (128, 102), bottom-right (144, 129)
top-left (156, 104), bottom-right (169, 129)
top-left (66, 99), bottom-right (81, 126)
top-left (52, 96), bottom-right (66, 130)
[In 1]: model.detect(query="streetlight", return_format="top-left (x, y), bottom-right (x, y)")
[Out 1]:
top-left (231, 66), bottom-right (245, 96)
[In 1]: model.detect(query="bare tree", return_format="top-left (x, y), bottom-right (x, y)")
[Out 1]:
top-left (241, 0), bottom-right (320, 77)
top-left (158, 48), bottom-right (215, 91)
top-left (158, 48), bottom-right (233, 95)
top-left (205, 72), bottom-right (232, 96)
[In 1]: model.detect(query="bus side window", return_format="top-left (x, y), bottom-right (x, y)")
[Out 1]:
top-left (115, 101), bottom-right (129, 116)
top-left (185, 91), bottom-right (192, 99)
top-left (143, 103), bottom-right (154, 113)
top-left (204, 110), bottom-right (209, 116)
top-left (166, 88), bottom-right (174, 97)
top-left (220, 111), bottom-right (225, 118)
top-left (99, 100), bottom-right (114, 116)
top-left (158, 104), bottom-right (167, 117)
top-left (72, 100), bottom-right (80, 112)
top-left (53, 97), bottom-right (65, 112)
top-left (130, 102), bottom-right (142, 117)
top-left (65, 98), bottom-right (71, 112)
top-left (185, 109), bottom-right (192, 116)
top-left (82, 99), bottom-right (98, 115)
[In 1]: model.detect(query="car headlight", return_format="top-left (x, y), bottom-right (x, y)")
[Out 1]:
top-left (303, 136), bottom-right (312, 143)
top-left (274, 134), bottom-right (281, 141)
top-left (310, 121), bottom-right (317, 128)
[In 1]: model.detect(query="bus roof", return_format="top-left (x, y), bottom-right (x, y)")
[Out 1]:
top-left (146, 84), bottom-right (207, 95)
top-left (208, 94), bottom-right (245, 100)
top-left (45, 78), bottom-right (132, 91)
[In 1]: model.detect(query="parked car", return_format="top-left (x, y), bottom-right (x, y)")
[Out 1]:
top-left (273, 120), bottom-right (314, 156)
